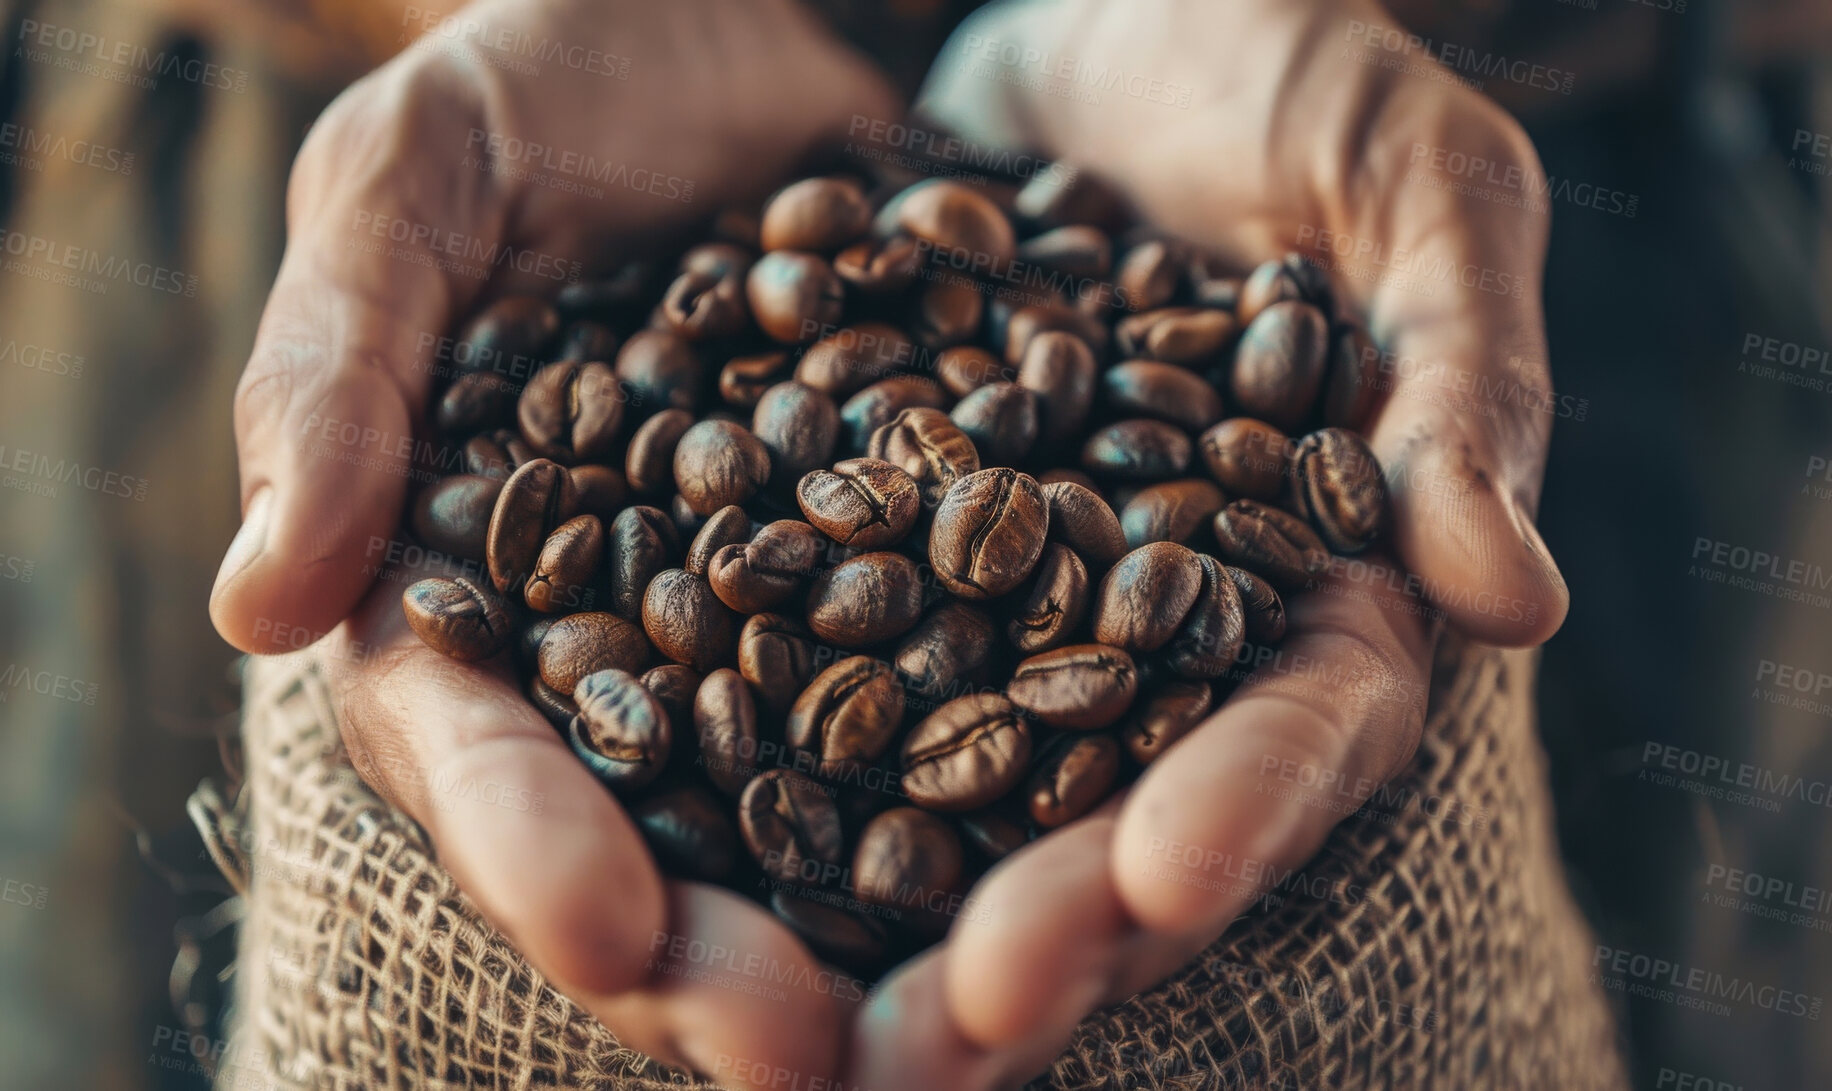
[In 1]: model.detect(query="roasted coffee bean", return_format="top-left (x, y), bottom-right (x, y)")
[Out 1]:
top-left (695, 667), bottom-right (761, 795)
top-left (1211, 499), bottom-right (1329, 588)
top-left (404, 577), bottom-right (511, 661)
top-left (1007, 644), bottom-right (1137, 730)
top-left (633, 785), bottom-right (738, 882)
top-left (910, 277), bottom-right (984, 349)
top-left (1323, 322), bottom-right (1379, 429)
top-left (1027, 733), bottom-right (1121, 828)
top-left (605, 505), bottom-right (678, 620)
top-left (901, 693), bottom-right (1032, 812)
top-left (643, 569), bottom-right (740, 672)
top-left (673, 419), bottom-right (771, 515)
top-left (1015, 225), bottom-right (1112, 279)
top-left (1120, 479), bottom-right (1226, 549)
top-left (738, 613), bottom-right (818, 716)
top-left (554, 319), bottom-right (618, 363)
top-left (1164, 554), bottom-right (1245, 678)
top-left (787, 656), bottom-right (905, 777)
top-left (1198, 418), bottom-right (1290, 500)
top-left (487, 458), bottom-right (578, 592)
top-left (557, 264), bottom-right (652, 323)
top-left (796, 322), bottom-right (915, 397)
top-left (1228, 566), bottom-right (1287, 643)
top-left (833, 234), bottom-right (923, 294)
top-left (958, 806), bottom-right (1031, 861)
top-left (411, 474), bottom-right (503, 561)
top-left (567, 465), bottom-right (626, 524)
top-left (746, 251), bottom-right (844, 344)
top-left (1101, 360), bottom-right (1225, 433)
top-left (1005, 543), bottom-right (1090, 654)
top-left (771, 890), bottom-right (889, 967)
top-left (950, 383), bottom-right (1040, 466)
top-left (528, 676), bottom-right (578, 731)
top-left (1230, 300), bottom-right (1329, 431)
top-left (853, 807), bottom-right (964, 911)
top-left (761, 176), bottom-right (872, 252)
top-left (1017, 331), bottom-right (1097, 446)
top-left (640, 663), bottom-right (703, 734)
top-left (739, 769), bottom-right (845, 883)
top-left (1014, 168), bottom-right (1129, 230)
top-left (718, 351), bottom-right (792, 410)
top-left (797, 458), bottom-right (920, 549)
top-left (1093, 542), bottom-right (1204, 654)
top-left (930, 468), bottom-right (1048, 600)
top-left (463, 429), bottom-right (533, 480)
top-left (437, 371), bottom-right (518, 436)
top-left (685, 506), bottom-right (754, 576)
top-left (936, 346), bottom-right (1013, 399)
top-left (660, 259), bottom-right (751, 341)
top-left (537, 612), bottom-right (650, 693)
top-left (1080, 419), bottom-right (1192, 481)
top-left (569, 669), bottom-right (671, 791)
top-left (838, 377), bottom-right (949, 453)
top-left (866, 407), bottom-right (980, 508)
top-left (526, 514), bottom-right (604, 613)
top-left (453, 296), bottom-right (557, 372)
top-left (1235, 257), bottom-right (1306, 326)
top-left (1281, 252), bottom-right (1333, 316)
top-left (625, 408), bottom-right (694, 495)
top-left (805, 552), bottom-right (924, 646)
top-left (614, 329), bottom-right (700, 412)
top-left (1114, 307), bottom-right (1237, 365)
top-left (752, 382), bottom-right (839, 484)
top-left (1114, 240), bottom-right (1183, 312)
top-left (708, 519), bottom-right (823, 613)
top-left (897, 179), bottom-right (1015, 264)
top-left (1041, 481), bottom-right (1128, 567)
top-left (1290, 427), bottom-right (1388, 553)
top-left (517, 360), bottom-right (624, 462)
top-left (893, 603), bottom-right (996, 700)
top-left (1122, 680), bottom-right (1214, 765)
top-left (1002, 303), bottom-right (1109, 365)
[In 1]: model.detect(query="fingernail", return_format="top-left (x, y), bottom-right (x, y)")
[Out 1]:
top-left (214, 485), bottom-right (274, 595)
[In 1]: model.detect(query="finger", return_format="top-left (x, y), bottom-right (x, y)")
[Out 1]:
top-left (846, 948), bottom-right (1011, 1091)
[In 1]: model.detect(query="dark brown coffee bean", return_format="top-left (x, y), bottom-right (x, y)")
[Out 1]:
top-left (1017, 331), bottom-right (1097, 446)
top-left (739, 769), bottom-right (845, 883)
top-left (640, 663), bottom-right (703, 733)
top-left (1198, 418), bottom-right (1291, 500)
top-left (537, 612), bottom-right (650, 693)
top-left (805, 552), bottom-right (924, 646)
top-left (1228, 566), bottom-right (1287, 643)
top-left (1236, 257), bottom-right (1306, 326)
top-left (1007, 644), bottom-right (1137, 730)
top-left (403, 577), bottom-right (511, 661)
top-left (437, 371), bottom-right (518, 436)
top-left (853, 807), bottom-right (964, 912)
top-left (1080, 419), bottom-right (1192, 481)
top-left (487, 458), bottom-right (578, 592)
top-left (1041, 481), bottom-right (1128, 567)
top-left (411, 474), bottom-right (503, 561)
top-left (673, 419), bottom-right (771, 516)
top-left (833, 234), bottom-right (924, 294)
top-left (950, 383), bottom-right (1039, 466)
top-left (453, 296), bottom-right (557, 373)
top-left (1027, 733), bottom-right (1121, 828)
top-left (1114, 307), bottom-right (1237, 365)
top-left (569, 669), bottom-right (671, 792)
top-left (1230, 300), bottom-right (1329, 431)
top-left (897, 179), bottom-right (1016, 264)
top-left (526, 514), bottom-right (604, 613)
top-left (643, 569), bottom-right (740, 672)
top-left (1290, 427), bottom-right (1388, 553)
top-left (797, 458), bottom-right (920, 549)
top-left (557, 264), bottom-right (653, 323)
top-left (796, 322), bottom-right (916, 397)
top-left (1323, 322), bottom-right (1380, 429)
top-left (936, 346), bottom-right (1013, 399)
top-left (771, 891), bottom-right (889, 968)
top-left (930, 469), bottom-right (1048, 600)
top-left (1093, 542), bottom-right (1205, 654)
top-left (1211, 499), bottom-right (1329, 589)
top-left (1281, 252), bottom-right (1334, 316)
top-left (718, 351), bottom-right (792, 411)
top-left (1005, 543), bottom-right (1090, 655)
top-left (517, 360), bottom-right (624, 463)
top-left (839, 377), bottom-right (950, 453)
top-left (866, 407), bottom-right (981, 508)
top-left (901, 694), bottom-right (1032, 812)
top-left (623, 409), bottom-right (693, 496)
top-left (685, 506), bottom-right (754, 576)
top-left (694, 667), bottom-right (760, 795)
top-left (958, 806), bottom-right (1031, 860)
top-left (566, 465), bottom-right (626, 524)
top-left (614, 329), bottom-right (701, 413)
top-left (910, 278), bottom-right (984, 350)
top-left (529, 676), bottom-right (579, 731)
top-left (1100, 361), bottom-right (1224, 433)
top-left (1115, 240), bottom-right (1183, 312)
top-left (1120, 479), bottom-right (1226, 549)
top-left (605, 505), bottom-right (678, 621)
top-left (463, 429), bottom-right (533, 481)
top-left (633, 785), bottom-right (738, 882)
top-left (1122, 680), bottom-right (1215, 765)
top-left (1015, 225), bottom-right (1112, 279)
top-left (708, 519), bottom-right (823, 613)
top-left (1164, 555), bottom-right (1245, 679)
top-left (1002, 304), bottom-right (1109, 365)
top-left (761, 177), bottom-right (872, 252)
top-left (747, 251), bottom-right (845, 344)
top-left (893, 603), bottom-right (996, 700)
top-left (738, 613), bottom-right (818, 717)
top-left (554, 319), bottom-right (618, 364)
top-left (787, 656), bottom-right (905, 777)
top-left (749, 381), bottom-right (840, 487)
top-left (660, 260), bottom-right (751, 341)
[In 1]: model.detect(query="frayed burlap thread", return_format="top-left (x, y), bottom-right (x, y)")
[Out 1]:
top-left (201, 637), bottom-right (1627, 1090)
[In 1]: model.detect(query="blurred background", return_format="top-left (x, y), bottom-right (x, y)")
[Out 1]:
top-left (0, 0), bottom-right (1828, 1087)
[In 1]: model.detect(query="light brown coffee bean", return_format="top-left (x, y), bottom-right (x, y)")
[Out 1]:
top-left (1007, 644), bottom-right (1138, 730)
top-left (537, 612), bottom-right (651, 693)
top-left (1026, 733), bottom-right (1121, 828)
top-left (1198, 418), bottom-right (1291, 501)
top-left (403, 577), bottom-right (511, 661)
top-left (929, 469), bottom-right (1048, 600)
top-left (787, 656), bottom-right (905, 778)
top-left (1122, 680), bottom-right (1215, 765)
top-left (900, 694), bottom-right (1032, 812)
top-left (1211, 499), bottom-right (1329, 589)
top-left (1290, 427), bottom-right (1388, 553)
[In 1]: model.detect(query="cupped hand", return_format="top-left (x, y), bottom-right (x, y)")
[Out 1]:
top-left (850, 0), bottom-right (1565, 1086)
top-left (209, 1), bottom-right (897, 1085)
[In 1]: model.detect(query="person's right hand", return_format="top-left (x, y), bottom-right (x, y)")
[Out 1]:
top-left (208, 2), bottom-right (897, 1085)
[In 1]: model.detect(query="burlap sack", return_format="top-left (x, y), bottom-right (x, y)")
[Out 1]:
top-left (191, 636), bottom-right (1628, 1090)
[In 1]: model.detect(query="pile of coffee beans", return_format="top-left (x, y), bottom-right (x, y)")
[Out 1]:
top-left (398, 159), bottom-right (1389, 975)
